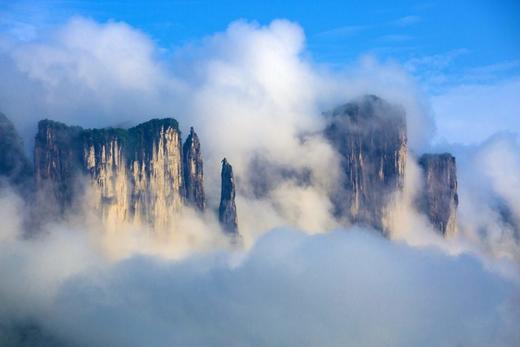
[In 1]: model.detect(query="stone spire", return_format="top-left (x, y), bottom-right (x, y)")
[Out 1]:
top-left (418, 153), bottom-right (458, 237)
top-left (218, 158), bottom-right (238, 235)
top-left (182, 127), bottom-right (205, 211)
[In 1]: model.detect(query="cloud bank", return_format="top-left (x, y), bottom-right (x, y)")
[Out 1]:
top-left (0, 199), bottom-right (518, 347)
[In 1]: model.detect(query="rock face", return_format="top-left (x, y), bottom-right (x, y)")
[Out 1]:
top-left (3, 97), bottom-right (459, 238)
top-left (219, 158), bottom-right (238, 235)
top-left (0, 113), bottom-right (32, 187)
top-left (34, 120), bottom-right (83, 212)
top-left (418, 153), bottom-right (458, 236)
top-left (324, 95), bottom-right (407, 231)
top-left (35, 118), bottom-right (184, 228)
top-left (183, 127), bottom-right (205, 211)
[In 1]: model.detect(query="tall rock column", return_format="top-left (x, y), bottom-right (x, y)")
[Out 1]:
top-left (418, 153), bottom-right (458, 236)
top-left (219, 158), bottom-right (238, 235)
top-left (183, 127), bottom-right (205, 211)
top-left (324, 95), bottom-right (407, 231)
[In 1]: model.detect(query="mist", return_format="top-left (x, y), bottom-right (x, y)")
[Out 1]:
top-left (0, 16), bottom-right (519, 346)
top-left (0, 188), bottom-right (518, 346)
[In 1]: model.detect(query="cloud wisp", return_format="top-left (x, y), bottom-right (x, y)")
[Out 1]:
top-left (0, 200), bottom-right (518, 347)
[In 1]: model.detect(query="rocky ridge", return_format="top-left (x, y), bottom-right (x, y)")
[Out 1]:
top-left (324, 95), bottom-right (458, 235)
top-left (0, 94), bottom-right (459, 237)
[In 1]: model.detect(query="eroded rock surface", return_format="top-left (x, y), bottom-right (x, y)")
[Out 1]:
top-left (324, 95), bottom-right (407, 231)
top-left (183, 127), bottom-right (205, 211)
top-left (418, 153), bottom-right (458, 236)
top-left (35, 118), bottom-right (184, 228)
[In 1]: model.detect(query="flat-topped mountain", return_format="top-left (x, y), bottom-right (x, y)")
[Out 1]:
top-left (0, 95), bottom-right (459, 237)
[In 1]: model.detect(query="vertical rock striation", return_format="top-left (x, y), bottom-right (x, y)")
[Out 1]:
top-left (324, 95), bottom-right (407, 231)
top-left (81, 128), bottom-right (130, 227)
top-left (127, 119), bottom-right (184, 229)
top-left (219, 158), bottom-right (238, 235)
top-left (34, 118), bottom-right (184, 229)
top-left (183, 127), bottom-right (205, 211)
top-left (418, 153), bottom-right (458, 236)
top-left (0, 113), bottom-right (32, 188)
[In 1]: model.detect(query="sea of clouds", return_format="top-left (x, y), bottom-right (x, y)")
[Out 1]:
top-left (0, 17), bottom-right (519, 346)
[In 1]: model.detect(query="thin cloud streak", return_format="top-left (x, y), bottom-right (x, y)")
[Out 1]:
top-left (393, 15), bottom-right (422, 27)
top-left (314, 25), bottom-right (368, 39)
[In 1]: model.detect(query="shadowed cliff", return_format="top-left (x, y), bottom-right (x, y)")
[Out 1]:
top-left (324, 95), bottom-right (408, 231)
top-left (0, 113), bottom-right (33, 189)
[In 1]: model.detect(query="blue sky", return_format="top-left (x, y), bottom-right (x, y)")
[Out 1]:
top-left (2, 1), bottom-right (518, 68)
top-left (0, 0), bottom-right (519, 144)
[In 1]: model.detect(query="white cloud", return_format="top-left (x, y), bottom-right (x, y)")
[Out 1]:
top-left (404, 49), bottom-right (469, 75)
top-left (0, 215), bottom-right (518, 346)
top-left (447, 134), bottom-right (520, 262)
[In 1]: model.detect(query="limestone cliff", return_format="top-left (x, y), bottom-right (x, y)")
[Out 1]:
top-left (81, 128), bottom-right (129, 226)
top-left (219, 158), bottom-right (238, 235)
top-left (183, 127), bottom-right (205, 211)
top-left (19, 97), bottom-right (460, 238)
top-left (418, 153), bottom-right (458, 236)
top-left (126, 119), bottom-right (184, 229)
top-left (324, 95), bottom-right (407, 231)
top-left (34, 118), bottom-right (184, 229)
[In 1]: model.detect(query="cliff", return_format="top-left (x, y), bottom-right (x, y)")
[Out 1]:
top-left (183, 127), bottom-right (205, 211)
top-left (418, 153), bottom-right (458, 236)
top-left (35, 118), bottom-right (185, 229)
top-left (4, 97), bottom-right (459, 238)
top-left (219, 158), bottom-right (238, 235)
top-left (34, 120), bottom-right (83, 212)
top-left (0, 113), bottom-right (32, 188)
top-left (324, 95), bottom-right (407, 231)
